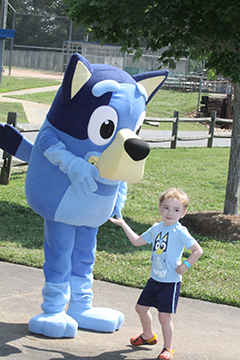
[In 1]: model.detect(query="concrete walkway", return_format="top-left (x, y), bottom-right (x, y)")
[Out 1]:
top-left (0, 85), bottom-right (60, 125)
top-left (1, 261), bottom-right (240, 360)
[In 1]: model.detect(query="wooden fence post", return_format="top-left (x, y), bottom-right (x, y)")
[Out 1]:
top-left (171, 111), bottom-right (179, 149)
top-left (0, 112), bottom-right (18, 185)
top-left (207, 110), bottom-right (216, 148)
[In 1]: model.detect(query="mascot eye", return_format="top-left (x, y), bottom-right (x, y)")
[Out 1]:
top-left (88, 106), bottom-right (118, 146)
top-left (100, 120), bottom-right (115, 139)
top-left (134, 111), bottom-right (146, 134)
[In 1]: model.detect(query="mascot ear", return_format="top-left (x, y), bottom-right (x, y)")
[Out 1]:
top-left (61, 53), bottom-right (92, 103)
top-left (133, 70), bottom-right (169, 104)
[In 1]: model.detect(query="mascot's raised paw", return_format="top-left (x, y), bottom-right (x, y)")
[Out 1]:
top-left (0, 53), bottom-right (168, 338)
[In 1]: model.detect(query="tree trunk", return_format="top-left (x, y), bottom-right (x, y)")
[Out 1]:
top-left (223, 82), bottom-right (240, 215)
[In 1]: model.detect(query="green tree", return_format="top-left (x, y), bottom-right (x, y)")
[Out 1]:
top-left (64, 0), bottom-right (240, 215)
top-left (6, 0), bottom-right (85, 48)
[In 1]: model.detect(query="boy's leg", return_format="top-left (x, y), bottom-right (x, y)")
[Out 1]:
top-left (135, 304), bottom-right (154, 340)
top-left (131, 278), bottom-right (161, 345)
top-left (156, 281), bottom-right (180, 353)
top-left (158, 312), bottom-right (174, 350)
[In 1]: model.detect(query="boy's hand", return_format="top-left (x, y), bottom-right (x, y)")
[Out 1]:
top-left (176, 263), bottom-right (188, 276)
top-left (176, 243), bottom-right (203, 276)
top-left (109, 217), bottom-right (125, 227)
top-left (109, 217), bottom-right (147, 247)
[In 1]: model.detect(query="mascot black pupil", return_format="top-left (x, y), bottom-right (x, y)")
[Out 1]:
top-left (100, 120), bottom-right (114, 139)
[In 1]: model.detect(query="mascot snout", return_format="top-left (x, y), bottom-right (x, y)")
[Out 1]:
top-left (92, 129), bottom-right (150, 183)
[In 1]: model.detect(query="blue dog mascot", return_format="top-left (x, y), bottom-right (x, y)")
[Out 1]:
top-left (0, 53), bottom-right (168, 338)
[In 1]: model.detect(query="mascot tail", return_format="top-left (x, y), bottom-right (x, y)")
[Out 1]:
top-left (0, 123), bottom-right (33, 162)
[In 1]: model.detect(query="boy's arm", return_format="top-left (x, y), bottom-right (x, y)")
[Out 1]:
top-left (176, 242), bottom-right (203, 275)
top-left (109, 217), bottom-right (147, 247)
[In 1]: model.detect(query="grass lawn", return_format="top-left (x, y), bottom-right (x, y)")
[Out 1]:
top-left (0, 76), bottom-right (60, 123)
top-left (143, 89), bottom-right (208, 131)
top-left (0, 148), bottom-right (239, 308)
top-left (147, 89), bottom-right (201, 118)
top-left (0, 76), bottom-right (60, 93)
top-left (5, 91), bottom-right (57, 106)
top-left (0, 102), bottom-right (28, 123)
top-left (1, 75), bottom-right (208, 131)
top-left (5, 89), bottom-right (207, 130)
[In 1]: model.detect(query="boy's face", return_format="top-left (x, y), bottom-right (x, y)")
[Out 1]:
top-left (158, 198), bottom-right (187, 227)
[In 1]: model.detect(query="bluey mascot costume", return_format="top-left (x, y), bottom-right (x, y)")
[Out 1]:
top-left (0, 53), bottom-right (168, 338)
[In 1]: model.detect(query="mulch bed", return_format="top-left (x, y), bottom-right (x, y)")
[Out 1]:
top-left (180, 211), bottom-right (240, 241)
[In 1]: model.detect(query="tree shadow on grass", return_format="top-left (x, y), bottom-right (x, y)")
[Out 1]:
top-left (0, 199), bottom-right (152, 255)
top-left (0, 200), bottom-right (44, 249)
top-left (2, 170), bottom-right (154, 254)
top-left (98, 216), bottom-right (153, 255)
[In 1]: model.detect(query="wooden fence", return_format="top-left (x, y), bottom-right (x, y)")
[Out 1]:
top-left (142, 110), bottom-right (232, 149)
top-left (0, 111), bottom-right (232, 185)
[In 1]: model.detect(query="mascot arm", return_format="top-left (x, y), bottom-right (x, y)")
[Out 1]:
top-left (111, 181), bottom-right (127, 219)
top-left (39, 127), bottom-right (99, 196)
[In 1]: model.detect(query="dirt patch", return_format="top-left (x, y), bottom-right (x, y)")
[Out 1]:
top-left (185, 110), bottom-right (232, 132)
top-left (185, 109), bottom-right (200, 118)
top-left (180, 211), bottom-right (240, 241)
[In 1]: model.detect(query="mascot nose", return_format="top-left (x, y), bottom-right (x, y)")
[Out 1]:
top-left (124, 138), bottom-right (150, 161)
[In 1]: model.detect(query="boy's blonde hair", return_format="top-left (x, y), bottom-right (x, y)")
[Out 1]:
top-left (159, 188), bottom-right (189, 210)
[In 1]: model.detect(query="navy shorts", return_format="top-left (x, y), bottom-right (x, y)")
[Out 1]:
top-left (137, 278), bottom-right (181, 314)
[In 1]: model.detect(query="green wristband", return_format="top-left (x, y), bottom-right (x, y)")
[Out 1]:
top-left (183, 260), bottom-right (191, 269)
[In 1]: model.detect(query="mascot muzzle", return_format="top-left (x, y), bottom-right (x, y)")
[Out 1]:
top-left (88, 128), bottom-right (150, 183)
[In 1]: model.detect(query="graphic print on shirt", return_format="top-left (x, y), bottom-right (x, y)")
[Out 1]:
top-left (152, 232), bottom-right (169, 279)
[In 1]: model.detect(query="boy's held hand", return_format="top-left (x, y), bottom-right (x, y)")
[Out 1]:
top-left (109, 217), bottom-right (125, 227)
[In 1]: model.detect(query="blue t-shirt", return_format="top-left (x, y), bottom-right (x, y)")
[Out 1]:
top-left (141, 221), bottom-right (196, 283)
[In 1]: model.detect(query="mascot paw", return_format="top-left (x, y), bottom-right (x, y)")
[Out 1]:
top-left (67, 306), bottom-right (124, 333)
top-left (28, 311), bottom-right (78, 338)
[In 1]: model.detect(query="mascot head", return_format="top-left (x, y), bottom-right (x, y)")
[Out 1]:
top-left (47, 53), bottom-right (168, 183)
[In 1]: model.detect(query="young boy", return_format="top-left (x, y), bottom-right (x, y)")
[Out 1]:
top-left (109, 188), bottom-right (203, 360)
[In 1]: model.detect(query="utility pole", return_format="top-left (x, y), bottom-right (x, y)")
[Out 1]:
top-left (0, 0), bottom-right (7, 84)
top-left (0, 0), bottom-right (15, 86)
top-left (0, 0), bottom-right (8, 28)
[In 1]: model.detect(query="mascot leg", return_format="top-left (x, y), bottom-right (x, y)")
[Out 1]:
top-left (67, 225), bottom-right (124, 332)
top-left (28, 220), bottom-right (78, 338)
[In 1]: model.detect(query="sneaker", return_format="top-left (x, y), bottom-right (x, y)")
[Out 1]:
top-left (130, 333), bottom-right (158, 346)
top-left (158, 348), bottom-right (174, 359)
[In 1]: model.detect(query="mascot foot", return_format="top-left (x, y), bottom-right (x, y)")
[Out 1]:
top-left (67, 304), bottom-right (124, 333)
top-left (28, 311), bottom-right (78, 338)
